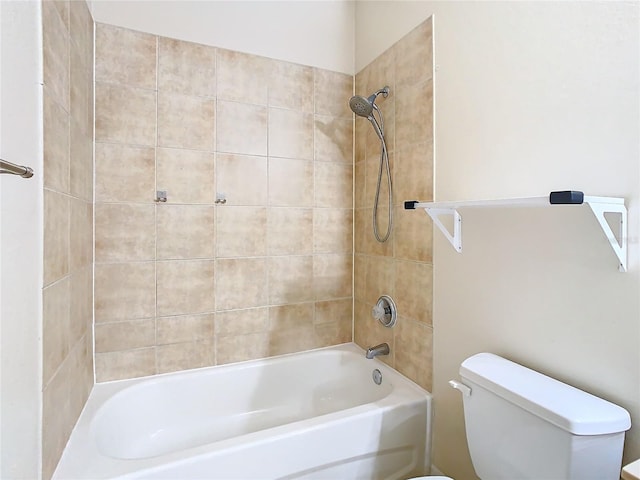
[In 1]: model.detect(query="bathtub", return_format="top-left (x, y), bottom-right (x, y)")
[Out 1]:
top-left (53, 343), bottom-right (432, 479)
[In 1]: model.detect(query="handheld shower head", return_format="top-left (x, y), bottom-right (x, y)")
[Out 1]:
top-left (349, 95), bottom-right (374, 118)
top-left (348, 86), bottom-right (390, 118)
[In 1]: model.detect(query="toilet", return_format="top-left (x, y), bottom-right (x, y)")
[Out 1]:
top-left (411, 352), bottom-right (631, 480)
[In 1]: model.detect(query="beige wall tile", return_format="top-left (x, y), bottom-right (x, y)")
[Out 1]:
top-left (69, 121), bottom-right (93, 201)
top-left (156, 260), bottom-right (215, 316)
top-left (314, 298), bottom-right (352, 326)
top-left (44, 190), bottom-right (70, 286)
top-left (43, 91), bottom-right (70, 193)
top-left (95, 318), bottom-right (156, 353)
top-left (269, 158), bottom-right (314, 207)
top-left (313, 254), bottom-right (352, 301)
top-left (396, 79), bottom-right (433, 147)
top-left (314, 298), bottom-right (353, 346)
top-left (216, 308), bottom-right (268, 337)
top-left (70, 43), bottom-right (92, 137)
top-left (217, 49), bottom-right (269, 104)
top-left (216, 258), bottom-right (267, 310)
top-left (395, 141), bottom-right (434, 203)
top-left (365, 255), bottom-right (395, 306)
top-left (354, 208), bottom-right (367, 254)
top-left (42, 354), bottom-right (72, 480)
top-left (69, 198), bottom-right (93, 271)
top-left (217, 101), bottom-right (267, 156)
top-left (314, 69), bottom-right (353, 118)
top-left (157, 93), bottom-right (215, 151)
top-left (216, 333), bottom-right (269, 365)
top-left (158, 37), bottom-right (216, 97)
top-left (354, 115), bottom-right (367, 164)
top-left (314, 317), bottom-right (352, 347)
top-left (313, 208), bottom-right (353, 254)
top-left (395, 317), bottom-right (433, 390)
top-left (267, 208), bottom-right (313, 255)
top-left (269, 303), bottom-right (314, 331)
top-left (354, 161), bottom-right (366, 209)
top-left (95, 23), bottom-right (157, 88)
top-left (394, 260), bottom-right (433, 325)
top-left (69, 333), bottom-right (93, 421)
top-left (95, 348), bottom-right (156, 381)
top-left (156, 148), bottom-right (215, 204)
top-left (395, 20), bottom-right (433, 88)
top-left (157, 340), bottom-right (214, 374)
top-left (268, 256), bottom-right (313, 304)
top-left (216, 153), bottom-right (267, 206)
top-left (269, 61), bottom-right (313, 112)
top-left (157, 314), bottom-right (215, 344)
top-left (394, 206), bottom-right (433, 263)
top-left (43, 1), bottom-right (70, 112)
top-left (95, 143), bottom-right (156, 203)
top-left (315, 162), bottom-right (352, 208)
top-left (95, 82), bottom-right (156, 146)
top-left (314, 115), bottom-right (353, 163)
top-left (268, 326), bottom-right (317, 356)
top-left (69, 266), bottom-right (93, 347)
top-left (354, 253), bottom-right (366, 301)
top-left (95, 262), bottom-right (156, 322)
top-left (95, 203), bottom-right (155, 262)
top-left (216, 207), bottom-right (267, 257)
top-left (43, 278), bottom-right (71, 386)
top-left (268, 108), bottom-right (314, 160)
top-left (42, 335), bottom-right (93, 480)
top-left (69, 0), bottom-right (93, 69)
top-left (157, 205), bottom-right (215, 259)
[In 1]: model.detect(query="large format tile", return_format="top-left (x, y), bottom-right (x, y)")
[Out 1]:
top-left (95, 23), bottom-right (157, 89)
top-left (95, 262), bottom-right (156, 322)
top-left (158, 37), bottom-right (216, 97)
top-left (157, 93), bottom-right (215, 151)
top-left (95, 82), bottom-right (156, 146)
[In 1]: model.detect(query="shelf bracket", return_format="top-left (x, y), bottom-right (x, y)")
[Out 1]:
top-left (585, 201), bottom-right (627, 272)
top-left (425, 208), bottom-right (462, 252)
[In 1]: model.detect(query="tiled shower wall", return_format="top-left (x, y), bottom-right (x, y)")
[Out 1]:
top-left (353, 19), bottom-right (434, 390)
top-left (41, 0), bottom-right (94, 478)
top-left (93, 24), bottom-right (354, 381)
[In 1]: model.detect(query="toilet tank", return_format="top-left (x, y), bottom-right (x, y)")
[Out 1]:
top-left (457, 353), bottom-right (631, 480)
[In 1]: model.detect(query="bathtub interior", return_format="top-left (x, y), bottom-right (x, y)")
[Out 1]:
top-left (93, 347), bottom-right (394, 460)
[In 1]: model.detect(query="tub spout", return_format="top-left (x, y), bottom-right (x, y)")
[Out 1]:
top-left (365, 343), bottom-right (390, 359)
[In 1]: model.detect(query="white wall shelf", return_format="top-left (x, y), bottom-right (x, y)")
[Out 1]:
top-left (404, 191), bottom-right (628, 272)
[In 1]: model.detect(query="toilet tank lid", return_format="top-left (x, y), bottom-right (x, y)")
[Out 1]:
top-left (459, 353), bottom-right (631, 435)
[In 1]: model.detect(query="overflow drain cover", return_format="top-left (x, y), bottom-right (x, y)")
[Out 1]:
top-left (372, 369), bottom-right (382, 385)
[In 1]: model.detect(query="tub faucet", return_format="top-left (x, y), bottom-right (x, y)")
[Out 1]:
top-left (365, 343), bottom-right (390, 359)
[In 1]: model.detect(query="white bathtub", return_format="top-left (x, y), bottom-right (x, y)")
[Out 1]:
top-left (54, 343), bottom-right (432, 479)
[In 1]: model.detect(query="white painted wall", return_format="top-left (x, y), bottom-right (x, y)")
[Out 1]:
top-left (356, 1), bottom-right (640, 479)
top-left (88, 0), bottom-right (355, 74)
top-left (0, 1), bottom-right (43, 478)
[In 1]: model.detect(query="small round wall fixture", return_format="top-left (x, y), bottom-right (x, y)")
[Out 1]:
top-left (371, 295), bottom-right (397, 328)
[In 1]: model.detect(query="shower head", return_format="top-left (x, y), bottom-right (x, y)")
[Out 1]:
top-left (349, 95), bottom-right (374, 118)
top-left (349, 86), bottom-right (390, 118)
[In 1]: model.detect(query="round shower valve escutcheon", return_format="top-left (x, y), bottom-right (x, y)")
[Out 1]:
top-left (372, 295), bottom-right (397, 328)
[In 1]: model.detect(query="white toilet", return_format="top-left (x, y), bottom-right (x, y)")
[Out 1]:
top-left (411, 352), bottom-right (631, 480)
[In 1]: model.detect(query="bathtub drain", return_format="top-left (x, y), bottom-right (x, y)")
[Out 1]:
top-left (372, 369), bottom-right (383, 385)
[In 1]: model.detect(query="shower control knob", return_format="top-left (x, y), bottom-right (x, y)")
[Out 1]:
top-left (371, 295), bottom-right (397, 328)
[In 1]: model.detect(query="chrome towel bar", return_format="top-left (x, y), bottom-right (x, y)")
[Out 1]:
top-left (0, 158), bottom-right (34, 178)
